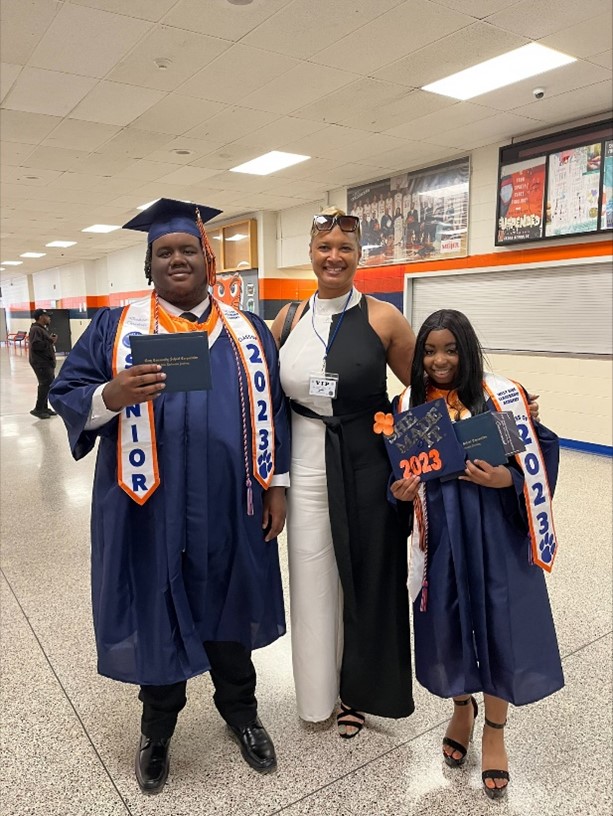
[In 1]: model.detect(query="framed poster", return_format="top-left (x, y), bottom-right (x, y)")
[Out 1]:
top-left (495, 119), bottom-right (612, 246)
top-left (347, 158), bottom-right (469, 267)
top-left (545, 144), bottom-right (601, 236)
top-left (601, 140), bottom-right (613, 231)
top-left (497, 157), bottom-right (546, 243)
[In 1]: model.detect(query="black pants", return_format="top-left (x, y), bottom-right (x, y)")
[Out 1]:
top-left (139, 641), bottom-right (257, 740)
top-left (30, 364), bottom-right (55, 412)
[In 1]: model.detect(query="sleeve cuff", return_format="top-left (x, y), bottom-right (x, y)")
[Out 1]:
top-left (84, 383), bottom-right (122, 430)
top-left (270, 473), bottom-right (290, 488)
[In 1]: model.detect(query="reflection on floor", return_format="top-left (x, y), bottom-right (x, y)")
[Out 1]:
top-left (1, 345), bottom-right (611, 816)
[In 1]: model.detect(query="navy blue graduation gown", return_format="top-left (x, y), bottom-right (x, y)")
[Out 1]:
top-left (50, 306), bottom-right (289, 686)
top-left (412, 402), bottom-right (564, 706)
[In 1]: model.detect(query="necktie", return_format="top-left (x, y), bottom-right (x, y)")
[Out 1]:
top-left (180, 311), bottom-right (198, 322)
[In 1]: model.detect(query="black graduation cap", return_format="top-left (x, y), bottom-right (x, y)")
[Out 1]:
top-left (122, 198), bottom-right (223, 244)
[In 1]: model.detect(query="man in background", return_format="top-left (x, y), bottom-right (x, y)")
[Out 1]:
top-left (28, 308), bottom-right (57, 419)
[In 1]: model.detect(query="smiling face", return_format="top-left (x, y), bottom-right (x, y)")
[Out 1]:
top-left (150, 232), bottom-right (208, 309)
top-left (309, 225), bottom-right (361, 298)
top-left (423, 328), bottom-right (460, 388)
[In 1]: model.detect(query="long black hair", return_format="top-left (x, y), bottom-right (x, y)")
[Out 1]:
top-left (410, 309), bottom-right (487, 415)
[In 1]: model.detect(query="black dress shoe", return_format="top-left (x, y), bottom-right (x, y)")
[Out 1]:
top-left (43, 409), bottom-right (58, 416)
top-left (30, 409), bottom-right (50, 419)
top-left (135, 734), bottom-right (171, 794)
top-left (228, 717), bottom-right (277, 773)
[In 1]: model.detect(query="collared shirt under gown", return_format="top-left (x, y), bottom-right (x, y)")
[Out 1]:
top-left (49, 305), bottom-right (290, 687)
top-left (280, 288), bottom-right (413, 720)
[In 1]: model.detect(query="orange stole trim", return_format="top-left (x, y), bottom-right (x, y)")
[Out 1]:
top-left (113, 296), bottom-right (160, 505)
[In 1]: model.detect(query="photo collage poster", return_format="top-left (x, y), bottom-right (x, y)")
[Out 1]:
top-left (347, 158), bottom-right (469, 267)
top-left (545, 143), bottom-right (601, 236)
top-left (601, 140), bottom-right (613, 231)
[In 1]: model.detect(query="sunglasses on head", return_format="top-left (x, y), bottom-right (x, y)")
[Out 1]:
top-left (312, 214), bottom-right (360, 233)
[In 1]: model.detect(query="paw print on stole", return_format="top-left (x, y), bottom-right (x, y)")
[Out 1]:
top-left (538, 531), bottom-right (556, 563)
top-left (258, 451), bottom-right (273, 479)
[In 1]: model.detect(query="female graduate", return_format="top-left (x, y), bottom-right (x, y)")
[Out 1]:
top-left (390, 309), bottom-right (564, 800)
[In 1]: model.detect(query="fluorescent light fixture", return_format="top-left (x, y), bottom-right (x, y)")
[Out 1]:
top-left (20, 252), bottom-right (47, 258)
top-left (46, 240), bottom-right (77, 248)
top-left (82, 224), bottom-right (121, 233)
top-left (422, 43), bottom-right (576, 100)
top-left (1, 260), bottom-right (23, 266)
top-left (137, 199), bottom-right (160, 210)
top-left (230, 150), bottom-right (310, 176)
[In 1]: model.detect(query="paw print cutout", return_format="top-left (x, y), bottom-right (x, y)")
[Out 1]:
top-left (258, 451), bottom-right (273, 479)
top-left (538, 531), bottom-right (556, 563)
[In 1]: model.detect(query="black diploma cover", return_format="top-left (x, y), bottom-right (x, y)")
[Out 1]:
top-left (129, 332), bottom-right (212, 392)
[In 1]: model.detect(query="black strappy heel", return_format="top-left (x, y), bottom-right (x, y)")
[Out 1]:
top-left (442, 696), bottom-right (479, 767)
top-left (482, 717), bottom-right (510, 800)
top-left (336, 702), bottom-right (365, 739)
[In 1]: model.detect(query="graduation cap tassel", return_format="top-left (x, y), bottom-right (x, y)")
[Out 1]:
top-left (196, 207), bottom-right (217, 287)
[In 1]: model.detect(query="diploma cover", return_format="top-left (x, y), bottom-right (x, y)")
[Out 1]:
top-left (129, 331), bottom-right (212, 392)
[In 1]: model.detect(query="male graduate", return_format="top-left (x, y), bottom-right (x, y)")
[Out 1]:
top-left (50, 199), bottom-right (290, 794)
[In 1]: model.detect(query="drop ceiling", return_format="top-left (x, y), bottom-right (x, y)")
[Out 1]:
top-left (1, 0), bottom-right (611, 280)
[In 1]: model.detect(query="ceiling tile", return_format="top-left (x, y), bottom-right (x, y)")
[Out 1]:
top-left (0, 111), bottom-right (62, 145)
top-left (319, 134), bottom-right (417, 165)
top-left (385, 101), bottom-right (495, 140)
top-left (42, 119), bottom-right (121, 151)
top-left (1, 63), bottom-right (22, 103)
top-left (67, 0), bottom-right (179, 23)
top-left (29, 4), bottom-right (152, 79)
top-left (0, 141), bottom-right (37, 166)
top-left (93, 128), bottom-right (172, 159)
top-left (510, 79), bottom-right (613, 124)
top-left (241, 0), bottom-right (402, 60)
top-left (424, 111), bottom-right (543, 149)
top-left (588, 50), bottom-right (613, 70)
top-left (50, 172), bottom-right (115, 191)
top-left (184, 106), bottom-right (280, 145)
top-left (293, 80), bottom-right (455, 132)
top-left (487, 0), bottom-right (612, 39)
top-left (374, 22), bottom-right (527, 89)
top-left (280, 125), bottom-right (375, 160)
top-left (130, 95), bottom-right (227, 136)
top-left (238, 62), bottom-right (359, 116)
top-left (71, 153), bottom-right (135, 176)
top-left (219, 116), bottom-right (324, 153)
top-left (121, 159), bottom-right (186, 181)
top-left (539, 13), bottom-right (613, 60)
top-left (472, 59), bottom-right (612, 112)
top-left (107, 26), bottom-right (231, 91)
top-left (313, 0), bottom-right (474, 75)
top-left (162, 0), bottom-right (291, 42)
top-left (21, 146), bottom-right (90, 172)
top-left (432, 0), bottom-right (514, 17)
top-left (373, 142), bottom-right (464, 171)
top-left (1, 166), bottom-right (63, 186)
top-left (0, 0), bottom-right (61, 65)
top-left (155, 165), bottom-right (222, 186)
top-left (142, 136), bottom-right (222, 164)
top-left (188, 144), bottom-right (271, 173)
top-left (178, 45), bottom-right (300, 105)
top-left (2, 68), bottom-right (98, 116)
top-left (69, 82), bottom-right (166, 126)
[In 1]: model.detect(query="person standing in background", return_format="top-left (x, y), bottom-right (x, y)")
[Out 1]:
top-left (28, 308), bottom-right (57, 419)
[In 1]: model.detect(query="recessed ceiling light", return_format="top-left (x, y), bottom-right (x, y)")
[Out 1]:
top-left (421, 43), bottom-right (576, 100)
top-left (227, 0), bottom-right (254, 4)
top-left (137, 199), bottom-right (160, 210)
top-left (173, 149), bottom-right (193, 156)
top-left (24, 175), bottom-right (40, 180)
top-left (82, 224), bottom-right (121, 233)
top-left (154, 57), bottom-right (172, 70)
top-left (46, 240), bottom-right (77, 248)
top-left (230, 151), bottom-right (310, 176)
top-left (1, 260), bottom-right (23, 266)
top-left (20, 252), bottom-right (47, 258)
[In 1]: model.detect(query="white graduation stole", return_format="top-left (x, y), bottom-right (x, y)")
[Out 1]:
top-left (113, 294), bottom-right (275, 505)
top-left (398, 375), bottom-right (558, 606)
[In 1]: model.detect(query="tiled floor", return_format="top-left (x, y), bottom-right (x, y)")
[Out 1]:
top-left (1, 344), bottom-right (611, 816)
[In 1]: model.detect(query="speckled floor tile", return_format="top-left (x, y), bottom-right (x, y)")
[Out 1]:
top-left (0, 577), bottom-right (128, 816)
top-left (2, 348), bottom-right (611, 816)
